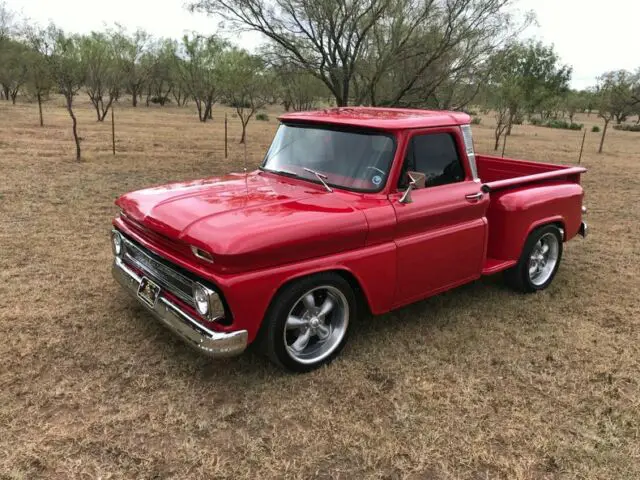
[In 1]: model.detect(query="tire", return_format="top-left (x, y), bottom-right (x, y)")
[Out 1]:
top-left (504, 224), bottom-right (563, 293)
top-left (259, 272), bottom-right (356, 373)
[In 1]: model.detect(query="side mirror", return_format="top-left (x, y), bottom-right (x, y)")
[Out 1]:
top-left (399, 171), bottom-right (425, 204)
top-left (399, 173), bottom-right (417, 204)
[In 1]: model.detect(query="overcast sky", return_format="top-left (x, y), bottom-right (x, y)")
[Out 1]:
top-left (5, 0), bottom-right (639, 90)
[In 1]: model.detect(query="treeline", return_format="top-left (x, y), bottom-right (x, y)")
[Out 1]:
top-left (478, 41), bottom-right (640, 152)
top-left (2, 0), bottom-right (640, 159)
top-left (0, 1), bottom-right (328, 160)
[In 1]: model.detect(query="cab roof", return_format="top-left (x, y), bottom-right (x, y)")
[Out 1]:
top-left (279, 107), bottom-right (471, 130)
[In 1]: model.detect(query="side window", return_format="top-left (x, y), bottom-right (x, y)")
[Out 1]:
top-left (400, 133), bottom-right (465, 188)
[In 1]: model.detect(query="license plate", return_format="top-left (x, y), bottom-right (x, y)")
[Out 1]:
top-left (137, 277), bottom-right (160, 307)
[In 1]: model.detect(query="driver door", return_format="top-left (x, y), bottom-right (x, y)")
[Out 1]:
top-left (391, 127), bottom-right (489, 307)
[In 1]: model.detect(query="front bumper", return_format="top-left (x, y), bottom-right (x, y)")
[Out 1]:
top-left (112, 257), bottom-right (248, 358)
top-left (579, 221), bottom-right (588, 238)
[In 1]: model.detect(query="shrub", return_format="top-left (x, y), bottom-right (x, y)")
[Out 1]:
top-left (545, 119), bottom-right (583, 131)
top-left (591, 125), bottom-right (601, 133)
top-left (256, 113), bottom-right (269, 121)
top-left (471, 117), bottom-right (481, 125)
top-left (150, 96), bottom-right (171, 105)
top-left (530, 117), bottom-right (542, 126)
top-left (511, 113), bottom-right (524, 125)
top-left (464, 109), bottom-right (478, 116)
top-left (613, 124), bottom-right (640, 132)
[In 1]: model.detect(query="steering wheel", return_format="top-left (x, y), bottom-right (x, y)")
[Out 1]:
top-left (366, 166), bottom-right (386, 176)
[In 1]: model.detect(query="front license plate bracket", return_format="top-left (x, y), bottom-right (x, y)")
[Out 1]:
top-left (138, 277), bottom-right (161, 307)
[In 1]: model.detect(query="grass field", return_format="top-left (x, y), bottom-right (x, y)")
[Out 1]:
top-left (1, 98), bottom-right (639, 480)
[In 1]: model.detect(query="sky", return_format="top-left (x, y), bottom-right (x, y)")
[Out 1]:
top-left (5, 0), bottom-right (639, 90)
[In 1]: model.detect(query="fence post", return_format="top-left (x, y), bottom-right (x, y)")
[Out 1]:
top-left (501, 131), bottom-right (508, 158)
top-left (111, 106), bottom-right (116, 156)
top-left (224, 113), bottom-right (228, 159)
top-left (578, 129), bottom-right (587, 164)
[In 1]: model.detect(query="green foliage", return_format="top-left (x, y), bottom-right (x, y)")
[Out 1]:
top-left (591, 125), bottom-right (601, 133)
top-left (191, 0), bottom-right (531, 108)
top-left (530, 117), bottom-right (583, 130)
top-left (256, 112), bottom-right (269, 121)
top-left (545, 119), bottom-right (583, 130)
top-left (175, 34), bottom-right (227, 122)
top-left (471, 117), bottom-right (481, 125)
top-left (613, 124), bottom-right (640, 132)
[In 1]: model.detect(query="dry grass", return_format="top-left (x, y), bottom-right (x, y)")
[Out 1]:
top-left (1, 98), bottom-right (639, 480)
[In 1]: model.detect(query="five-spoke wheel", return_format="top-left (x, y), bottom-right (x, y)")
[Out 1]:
top-left (505, 224), bottom-right (563, 293)
top-left (258, 273), bottom-right (356, 372)
top-left (284, 286), bottom-right (349, 365)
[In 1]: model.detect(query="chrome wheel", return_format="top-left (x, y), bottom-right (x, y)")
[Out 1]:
top-left (284, 285), bottom-right (349, 365)
top-left (528, 232), bottom-right (560, 286)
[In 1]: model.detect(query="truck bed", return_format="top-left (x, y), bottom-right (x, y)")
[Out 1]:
top-left (476, 155), bottom-right (586, 192)
top-left (476, 155), bottom-right (586, 275)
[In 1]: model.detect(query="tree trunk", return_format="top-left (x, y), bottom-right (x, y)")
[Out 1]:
top-left (494, 132), bottom-right (501, 151)
top-left (240, 121), bottom-right (247, 144)
top-left (598, 120), bottom-right (609, 154)
top-left (131, 86), bottom-right (138, 107)
top-left (66, 97), bottom-right (81, 161)
top-left (100, 97), bottom-right (114, 122)
top-left (11, 90), bottom-right (18, 104)
top-left (37, 92), bottom-right (44, 127)
top-left (2, 86), bottom-right (9, 101)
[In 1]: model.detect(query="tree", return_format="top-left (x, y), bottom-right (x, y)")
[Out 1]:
top-left (273, 61), bottom-right (326, 111)
top-left (110, 26), bottom-right (153, 107)
top-left (220, 49), bottom-right (271, 143)
top-left (143, 38), bottom-right (176, 106)
top-left (191, 0), bottom-right (528, 107)
top-left (23, 24), bottom-right (56, 126)
top-left (595, 70), bottom-right (638, 126)
top-left (80, 32), bottom-right (123, 121)
top-left (0, 0), bottom-right (15, 100)
top-left (595, 75), bottom-right (616, 154)
top-left (175, 34), bottom-right (226, 122)
top-left (51, 30), bottom-right (85, 161)
top-left (564, 91), bottom-right (584, 124)
top-left (0, 38), bottom-right (28, 103)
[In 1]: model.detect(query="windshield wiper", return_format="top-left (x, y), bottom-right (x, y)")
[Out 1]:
top-left (303, 168), bottom-right (333, 192)
top-left (259, 166), bottom-right (299, 178)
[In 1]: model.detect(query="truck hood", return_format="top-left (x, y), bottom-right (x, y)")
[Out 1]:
top-left (116, 172), bottom-right (369, 271)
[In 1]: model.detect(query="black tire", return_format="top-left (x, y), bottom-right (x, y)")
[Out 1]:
top-left (258, 272), bottom-right (356, 373)
top-left (504, 224), bottom-right (563, 293)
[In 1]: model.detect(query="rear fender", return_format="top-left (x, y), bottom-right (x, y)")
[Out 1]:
top-left (486, 182), bottom-right (583, 262)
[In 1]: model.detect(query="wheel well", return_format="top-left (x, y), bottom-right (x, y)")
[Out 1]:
top-left (273, 269), bottom-right (371, 317)
top-left (331, 269), bottom-right (372, 317)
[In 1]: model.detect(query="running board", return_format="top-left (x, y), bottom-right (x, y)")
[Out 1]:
top-left (482, 258), bottom-right (517, 275)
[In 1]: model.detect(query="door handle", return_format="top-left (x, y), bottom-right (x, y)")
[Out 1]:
top-left (465, 192), bottom-right (483, 201)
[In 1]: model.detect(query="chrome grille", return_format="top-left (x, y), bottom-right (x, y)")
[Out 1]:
top-left (122, 236), bottom-right (195, 306)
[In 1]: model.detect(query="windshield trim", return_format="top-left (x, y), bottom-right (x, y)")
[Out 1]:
top-left (261, 122), bottom-right (397, 194)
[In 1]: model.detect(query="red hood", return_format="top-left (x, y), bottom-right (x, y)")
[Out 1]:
top-left (116, 171), bottom-right (369, 271)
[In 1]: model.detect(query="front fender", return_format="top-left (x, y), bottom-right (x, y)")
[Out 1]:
top-left (219, 242), bottom-right (397, 343)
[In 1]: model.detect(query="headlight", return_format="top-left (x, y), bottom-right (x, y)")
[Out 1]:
top-left (111, 230), bottom-right (123, 257)
top-left (194, 283), bottom-right (211, 317)
top-left (193, 283), bottom-right (225, 321)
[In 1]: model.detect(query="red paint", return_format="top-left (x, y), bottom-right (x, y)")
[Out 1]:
top-left (113, 109), bottom-right (586, 344)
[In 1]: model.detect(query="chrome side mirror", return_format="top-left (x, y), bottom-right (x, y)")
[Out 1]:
top-left (399, 173), bottom-right (416, 204)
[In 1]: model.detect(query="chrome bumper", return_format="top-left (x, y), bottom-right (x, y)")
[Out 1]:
top-left (579, 221), bottom-right (588, 238)
top-left (112, 257), bottom-right (248, 358)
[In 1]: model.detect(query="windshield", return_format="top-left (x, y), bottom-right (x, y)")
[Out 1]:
top-left (261, 124), bottom-right (396, 192)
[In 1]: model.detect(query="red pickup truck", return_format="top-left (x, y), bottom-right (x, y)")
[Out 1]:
top-left (112, 108), bottom-right (588, 372)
